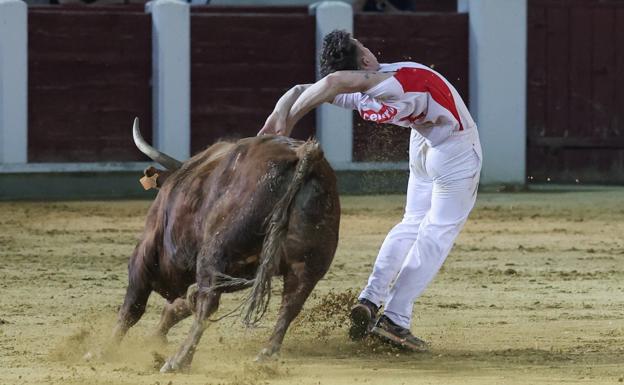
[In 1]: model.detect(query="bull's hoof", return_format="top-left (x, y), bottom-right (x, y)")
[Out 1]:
top-left (160, 357), bottom-right (191, 373)
top-left (254, 348), bottom-right (279, 363)
top-left (160, 359), bottom-right (178, 373)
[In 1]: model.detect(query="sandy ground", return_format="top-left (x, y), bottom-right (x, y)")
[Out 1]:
top-left (1, 188), bottom-right (624, 385)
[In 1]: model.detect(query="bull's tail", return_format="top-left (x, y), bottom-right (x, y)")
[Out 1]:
top-left (241, 140), bottom-right (323, 327)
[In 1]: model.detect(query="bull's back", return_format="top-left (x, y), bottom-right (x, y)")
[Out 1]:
top-left (145, 136), bottom-right (339, 289)
top-left (158, 136), bottom-right (305, 256)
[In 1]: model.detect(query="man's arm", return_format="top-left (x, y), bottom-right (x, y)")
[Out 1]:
top-left (258, 84), bottom-right (312, 136)
top-left (283, 71), bottom-right (393, 136)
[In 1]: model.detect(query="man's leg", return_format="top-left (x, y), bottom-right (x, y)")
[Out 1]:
top-left (381, 143), bottom-right (481, 331)
top-left (358, 172), bottom-right (432, 306)
top-left (349, 135), bottom-right (433, 341)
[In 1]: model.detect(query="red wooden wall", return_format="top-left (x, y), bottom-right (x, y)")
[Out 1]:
top-left (189, 7), bottom-right (316, 154)
top-left (527, 0), bottom-right (624, 183)
top-left (354, 12), bottom-right (469, 161)
top-left (28, 7), bottom-right (152, 162)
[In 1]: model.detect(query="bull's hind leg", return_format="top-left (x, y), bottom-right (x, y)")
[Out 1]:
top-left (152, 297), bottom-right (193, 342)
top-left (256, 176), bottom-right (339, 361)
top-left (256, 263), bottom-right (322, 361)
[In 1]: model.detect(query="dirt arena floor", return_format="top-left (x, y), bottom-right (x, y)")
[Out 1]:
top-left (1, 188), bottom-right (624, 385)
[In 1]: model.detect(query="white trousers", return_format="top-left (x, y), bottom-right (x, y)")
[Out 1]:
top-left (359, 128), bottom-right (482, 328)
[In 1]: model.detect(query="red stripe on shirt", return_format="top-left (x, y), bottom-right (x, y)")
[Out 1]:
top-left (394, 68), bottom-right (464, 130)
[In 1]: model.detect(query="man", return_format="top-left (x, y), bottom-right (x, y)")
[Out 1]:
top-left (258, 30), bottom-right (482, 351)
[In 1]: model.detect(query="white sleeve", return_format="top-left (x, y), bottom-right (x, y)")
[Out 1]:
top-left (331, 92), bottom-right (363, 110)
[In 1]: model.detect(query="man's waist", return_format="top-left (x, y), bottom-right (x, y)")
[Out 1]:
top-left (450, 124), bottom-right (478, 137)
top-left (411, 124), bottom-right (478, 147)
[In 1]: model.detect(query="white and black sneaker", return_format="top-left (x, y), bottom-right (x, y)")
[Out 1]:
top-left (348, 298), bottom-right (379, 341)
top-left (370, 315), bottom-right (429, 352)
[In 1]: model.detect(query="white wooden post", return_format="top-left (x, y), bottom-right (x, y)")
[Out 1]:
top-left (146, 0), bottom-right (190, 160)
top-left (458, 0), bottom-right (527, 184)
top-left (0, 0), bottom-right (28, 164)
top-left (309, 1), bottom-right (353, 167)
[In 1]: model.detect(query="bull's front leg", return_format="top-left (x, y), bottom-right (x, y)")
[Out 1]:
top-left (160, 288), bottom-right (220, 373)
top-left (85, 254), bottom-right (152, 361)
top-left (256, 265), bottom-right (318, 362)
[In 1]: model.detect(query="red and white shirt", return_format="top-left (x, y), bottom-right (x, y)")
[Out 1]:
top-left (332, 62), bottom-right (476, 146)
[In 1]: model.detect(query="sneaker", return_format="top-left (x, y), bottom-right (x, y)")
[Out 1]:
top-left (370, 315), bottom-right (429, 352)
top-left (348, 298), bottom-right (379, 341)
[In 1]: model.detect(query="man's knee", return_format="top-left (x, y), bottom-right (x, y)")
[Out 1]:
top-left (391, 215), bottom-right (422, 234)
top-left (417, 221), bottom-right (464, 256)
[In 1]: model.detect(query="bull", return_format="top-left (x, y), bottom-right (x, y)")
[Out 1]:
top-left (104, 118), bottom-right (340, 372)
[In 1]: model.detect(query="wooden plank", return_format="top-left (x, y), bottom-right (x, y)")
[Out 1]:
top-left (191, 88), bottom-right (289, 116)
top-left (29, 5), bottom-right (146, 12)
top-left (28, 12), bottom-right (150, 53)
top-left (411, 0), bottom-right (457, 12)
top-left (558, 148), bottom-right (624, 183)
top-left (28, 10), bottom-right (152, 162)
top-left (533, 0), bottom-right (622, 7)
top-left (190, 85), bottom-right (313, 145)
top-left (191, 114), bottom-right (315, 154)
top-left (191, 6), bottom-right (308, 14)
top-left (191, 15), bottom-right (314, 64)
top-left (567, 4), bottom-right (593, 140)
top-left (528, 147), bottom-right (624, 183)
top-left (614, 8), bottom-right (624, 138)
top-left (527, 1), bottom-right (547, 139)
top-left (591, 6), bottom-right (616, 139)
top-left (358, 0), bottom-right (457, 12)
top-left (192, 63), bottom-right (313, 89)
top-left (528, 136), bottom-right (624, 149)
top-left (544, 4), bottom-right (569, 138)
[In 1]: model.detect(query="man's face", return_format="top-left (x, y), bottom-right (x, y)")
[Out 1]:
top-left (353, 39), bottom-right (380, 71)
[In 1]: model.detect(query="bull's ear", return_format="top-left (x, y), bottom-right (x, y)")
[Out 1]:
top-left (143, 166), bottom-right (157, 177)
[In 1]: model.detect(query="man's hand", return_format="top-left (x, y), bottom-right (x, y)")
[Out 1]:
top-left (257, 84), bottom-right (312, 137)
top-left (257, 111), bottom-right (291, 136)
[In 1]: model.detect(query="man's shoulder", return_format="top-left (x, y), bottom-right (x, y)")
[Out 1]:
top-left (379, 62), bottom-right (426, 72)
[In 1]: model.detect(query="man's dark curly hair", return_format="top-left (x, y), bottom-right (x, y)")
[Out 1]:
top-left (320, 30), bottom-right (360, 77)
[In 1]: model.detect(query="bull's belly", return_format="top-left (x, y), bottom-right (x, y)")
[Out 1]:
top-left (225, 254), bottom-right (260, 280)
top-left (152, 251), bottom-right (261, 301)
top-left (151, 269), bottom-right (195, 302)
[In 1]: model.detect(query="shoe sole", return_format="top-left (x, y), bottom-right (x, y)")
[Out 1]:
top-left (370, 326), bottom-right (429, 352)
top-left (349, 304), bottom-right (372, 341)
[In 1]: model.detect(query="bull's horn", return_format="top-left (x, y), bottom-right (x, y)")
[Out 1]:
top-left (132, 117), bottom-right (183, 170)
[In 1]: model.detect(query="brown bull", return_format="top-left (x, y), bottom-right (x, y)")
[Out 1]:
top-left (107, 118), bottom-right (340, 372)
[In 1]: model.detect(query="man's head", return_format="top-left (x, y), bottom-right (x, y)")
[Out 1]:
top-left (319, 30), bottom-right (380, 77)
